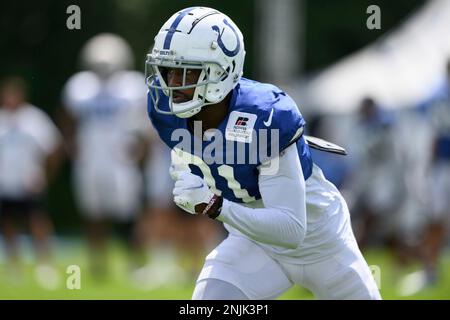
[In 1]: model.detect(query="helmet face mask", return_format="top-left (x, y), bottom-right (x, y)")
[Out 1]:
top-left (146, 7), bottom-right (245, 118)
top-left (146, 55), bottom-right (229, 118)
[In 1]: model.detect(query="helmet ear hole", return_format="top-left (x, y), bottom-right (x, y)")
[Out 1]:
top-left (231, 60), bottom-right (236, 73)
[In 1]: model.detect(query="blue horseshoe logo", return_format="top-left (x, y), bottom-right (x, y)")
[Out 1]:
top-left (211, 19), bottom-right (241, 57)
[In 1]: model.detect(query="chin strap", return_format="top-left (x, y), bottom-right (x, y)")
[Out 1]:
top-left (175, 106), bottom-right (202, 118)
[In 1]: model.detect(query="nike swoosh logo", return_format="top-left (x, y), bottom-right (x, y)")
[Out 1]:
top-left (263, 108), bottom-right (274, 127)
top-left (185, 182), bottom-right (204, 190)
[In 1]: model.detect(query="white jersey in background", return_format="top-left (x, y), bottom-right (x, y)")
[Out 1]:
top-left (0, 104), bottom-right (61, 199)
top-left (62, 70), bottom-right (148, 220)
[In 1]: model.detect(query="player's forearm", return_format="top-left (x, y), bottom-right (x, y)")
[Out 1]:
top-left (215, 144), bottom-right (308, 249)
top-left (217, 200), bottom-right (306, 249)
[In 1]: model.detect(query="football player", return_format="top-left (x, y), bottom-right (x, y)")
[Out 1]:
top-left (146, 7), bottom-right (381, 300)
top-left (421, 58), bottom-right (450, 286)
top-left (346, 97), bottom-right (405, 249)
top-left (61, 34), bottom-right (148, 277)
top-left (0, 76), bottom-right (63, 285)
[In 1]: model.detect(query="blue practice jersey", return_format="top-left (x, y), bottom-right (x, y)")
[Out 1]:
top-left (148, 77), bottom-right (313, 203)
top-left (421, 82), bottom-right (450, 160)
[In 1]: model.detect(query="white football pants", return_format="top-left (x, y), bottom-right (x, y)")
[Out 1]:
top-left (193, 235), bottom-right (381, 300)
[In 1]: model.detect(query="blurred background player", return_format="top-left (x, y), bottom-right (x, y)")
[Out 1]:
top-left (132, 119), bottom-right (226, 289)
top-left (60, 34), bottom-right (149, 279)
top-left (383, 60), bottom-right (450, 296)
top-left (0, 76), bottom-right (63, 285)
top-left (345, 97), bottom-right (406, 248)
top-left (420, 58), bottom-right (450, 287)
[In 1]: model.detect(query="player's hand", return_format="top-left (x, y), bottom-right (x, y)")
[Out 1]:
top-left (169, 149), bottom-right (191, 181)
top-left (172, 171), bottom-right (222, 217)
top-left (169, 163), bottom-right (189, 181)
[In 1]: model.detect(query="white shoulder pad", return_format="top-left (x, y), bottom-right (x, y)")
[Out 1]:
top-left (63, 71), bottom-right (101, 114)
top-left (107, 71), bottom-right (147, 107)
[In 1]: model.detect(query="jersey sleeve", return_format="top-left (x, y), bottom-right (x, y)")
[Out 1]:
top-left (254, 90), bottom-right (305, 165)
top-left (218, 143), bottom-right (307, 248)
top-left (62, 71), bottom-right (101, 117)
top-left (26, 106), bottom-right (62, 155)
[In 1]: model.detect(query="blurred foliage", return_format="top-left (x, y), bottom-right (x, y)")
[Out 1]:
top-left (0, 0), bottom-right (425, 232)
top-left (304, 0), bottom-right (425, 71)
top-left (0, 0), bottom-right (426, 111)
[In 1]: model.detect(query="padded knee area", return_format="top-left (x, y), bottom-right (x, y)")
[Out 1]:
top-left (192, 278), bottom-right (249, 300)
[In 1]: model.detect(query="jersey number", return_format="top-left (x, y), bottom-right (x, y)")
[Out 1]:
top-left (171, 148), bottom-right (256, 203)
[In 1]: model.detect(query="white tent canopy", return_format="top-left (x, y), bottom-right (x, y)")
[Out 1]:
top-left (302, 0), bottom-right (450, 114)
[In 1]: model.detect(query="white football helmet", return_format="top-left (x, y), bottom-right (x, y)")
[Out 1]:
top-left (80, 33), bottom-right (134, 78)
top-left (146, 7), bottom-right (246, 118)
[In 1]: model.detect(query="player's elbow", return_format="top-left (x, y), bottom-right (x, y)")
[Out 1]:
top-left (279, 217), bottom-right (306, 249)
top-left (291, 224), bottom-right (306, 249)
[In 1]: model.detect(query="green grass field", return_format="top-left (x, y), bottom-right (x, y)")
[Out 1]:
top-left (1, 238), bottom-right (449, 300)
